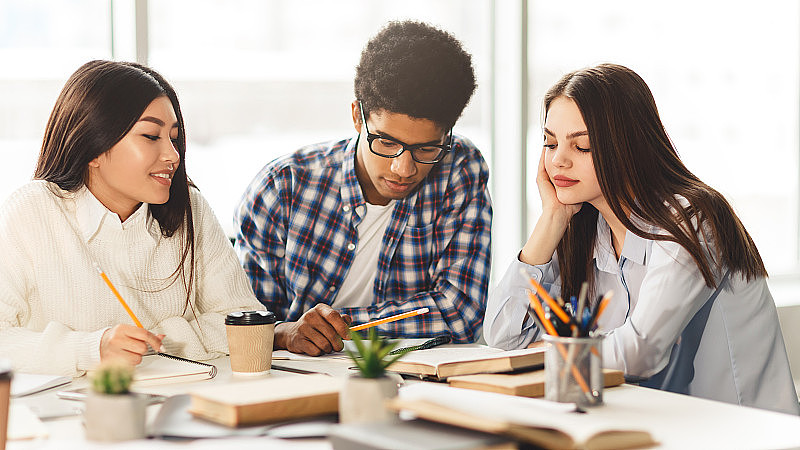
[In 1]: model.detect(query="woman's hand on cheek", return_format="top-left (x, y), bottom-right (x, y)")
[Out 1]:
top-left (519, 150), bottom-right (581, 266)
top-left (537, 148), bottom-right (582, 221)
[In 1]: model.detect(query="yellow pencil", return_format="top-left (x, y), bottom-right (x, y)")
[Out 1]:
top-left (350, 307), bottom-right (429, 332)
top-left (93, 262), bottom-right (144, 328)
top-left (529, 277), bottom-right (576, 334)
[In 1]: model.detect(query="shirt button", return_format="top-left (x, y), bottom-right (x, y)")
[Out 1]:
top-left (329, 286), bottom-right (336, 292)
top-left (343, 205), bottom-right (351, 212)
top-left (347, 243), bottom-right (356, 251)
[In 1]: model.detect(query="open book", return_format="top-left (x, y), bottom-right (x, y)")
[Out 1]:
top-left (389, 383), bottom-right (655, 450)
top-left (188, 374), bottom-right (343, 427)
top-left (387, 345), bottom-right (545, 380)
top-left (448, 368), bottom-right (625, 398)
top-left (272, 338), bottom-right (440, 362)
top-left (132, 353), bottom-right (217, 386)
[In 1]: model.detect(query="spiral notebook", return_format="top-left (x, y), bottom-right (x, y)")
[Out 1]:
top-left (132, 353), bottom-right (217, 386)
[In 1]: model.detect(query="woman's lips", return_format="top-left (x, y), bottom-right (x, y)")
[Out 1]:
top-left (552, 175), bottom-right (578, 187)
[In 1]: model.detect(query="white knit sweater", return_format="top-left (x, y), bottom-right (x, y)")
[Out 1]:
top-left (0, 181), bottom-right (263, 376)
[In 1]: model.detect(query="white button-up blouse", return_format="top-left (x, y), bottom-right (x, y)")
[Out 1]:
top-left (484, 214), bottom-right (799, 415)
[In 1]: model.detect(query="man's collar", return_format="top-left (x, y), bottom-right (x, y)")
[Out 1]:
top-left (340, 136), bottom-right (366, 212)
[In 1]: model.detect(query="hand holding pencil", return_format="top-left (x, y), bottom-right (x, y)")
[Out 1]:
top-left (94, 262), bottom-right (165, 365)
top-left (275, 304), bottom-right (431, 357)
top-left (99, 325), bottom-right (165, 366)
top-left (274, 304), bottom-right (353, 356)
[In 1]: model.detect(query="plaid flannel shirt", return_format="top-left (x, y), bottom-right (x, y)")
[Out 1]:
top-left (234, 134), bottom-right (492, 342)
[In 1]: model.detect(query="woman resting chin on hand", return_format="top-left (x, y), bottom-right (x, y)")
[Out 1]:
top-left (483, 63), bottom-right (799, 416)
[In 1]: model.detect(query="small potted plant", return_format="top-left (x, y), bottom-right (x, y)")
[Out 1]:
top-left (339, 328), bottom-right (406, 424)
top-left (84, 360), bottom-right (147, 441)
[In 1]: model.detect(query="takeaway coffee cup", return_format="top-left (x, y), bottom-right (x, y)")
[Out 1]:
top-left (225, 310), bottom-right (276, 375)
top-left (0, 360), bottom-right (12, 450)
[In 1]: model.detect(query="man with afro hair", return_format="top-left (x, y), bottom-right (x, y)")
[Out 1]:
top-left (235, 21), bottom-right (491, 355)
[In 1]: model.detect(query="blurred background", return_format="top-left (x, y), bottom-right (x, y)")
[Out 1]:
top-left (1, 0), bottom-right (798, 288)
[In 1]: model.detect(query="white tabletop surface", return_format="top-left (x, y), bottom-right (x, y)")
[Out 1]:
top-left (8, 354), bottom-right (800, 449)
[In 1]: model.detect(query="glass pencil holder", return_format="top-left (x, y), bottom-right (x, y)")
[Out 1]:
top-left (542, 334), bottom-right (604, 407)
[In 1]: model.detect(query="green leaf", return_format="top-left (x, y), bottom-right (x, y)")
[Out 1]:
top-left (350, 330), bottom-right (367, 356)
top-left (345, 327), bottom-right (402, 378)
top-left (376, 340), bottom-right (400, 360)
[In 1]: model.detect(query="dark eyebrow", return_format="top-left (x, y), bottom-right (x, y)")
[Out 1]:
top-left (373, 129), bottom-right (443, 146)
top-left (568, 130), bottom-right (588, 139)
top-left (543, 128), bottom-right (588, 139)
top-left (139, 116), bottom-right (165, 127)
top-left (138, 116), bottom-right (179, 128)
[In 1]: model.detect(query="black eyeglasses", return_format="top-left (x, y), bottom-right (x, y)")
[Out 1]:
top-left (358, 101), bottom-right (452, 164)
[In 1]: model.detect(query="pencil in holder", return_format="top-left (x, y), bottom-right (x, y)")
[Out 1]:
top-left (542, 334), bottom-right (604, 407)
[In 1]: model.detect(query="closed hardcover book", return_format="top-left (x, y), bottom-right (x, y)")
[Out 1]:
top-left (387, 345), bottom-right (545, 380)
top-left (188, 374), bottom-right (343, 427)
top-left (448, 369), bottom-right (625, 397)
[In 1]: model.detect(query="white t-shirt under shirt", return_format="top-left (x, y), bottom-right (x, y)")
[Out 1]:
top-left (332, 201), bottom-right (396, 309)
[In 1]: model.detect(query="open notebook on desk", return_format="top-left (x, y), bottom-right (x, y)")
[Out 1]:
top-left (131, 353), bottom-right (217, 386)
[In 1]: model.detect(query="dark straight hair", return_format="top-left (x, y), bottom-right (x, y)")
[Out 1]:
top-left (35, 60), bottom-right (195, 310)
top-left (544, 63), bottom-right (766, 300)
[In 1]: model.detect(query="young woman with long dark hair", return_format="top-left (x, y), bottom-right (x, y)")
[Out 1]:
top-left (0, 60), bottom-right (262, 376)
top-left (484, 63), bottom-right (798, 415)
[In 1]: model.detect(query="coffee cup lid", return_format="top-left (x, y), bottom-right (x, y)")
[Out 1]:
top-left (225, 310), bottom-right (276, 326)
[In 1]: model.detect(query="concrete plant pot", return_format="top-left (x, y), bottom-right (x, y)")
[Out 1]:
top-left (84, 392), bottom-right (147, 441)
top-left (339, 375), bottom-right (399, 425)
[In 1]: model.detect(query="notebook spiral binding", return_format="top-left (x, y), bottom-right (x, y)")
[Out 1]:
top-left (157, 352), bottom-right (218, 378)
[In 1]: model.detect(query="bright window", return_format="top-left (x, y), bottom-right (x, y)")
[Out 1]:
top-left (528, 0), bottom-right (800, 275)
top-left (147, 0), bottom-right (492, 234)
top-left (0, 0), bottom-right (111, 199)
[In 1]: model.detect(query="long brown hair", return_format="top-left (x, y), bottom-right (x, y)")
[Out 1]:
top-left (35, 60), bottom-right (195, 310)
top-left (545, 63), bottom-right (766, 300)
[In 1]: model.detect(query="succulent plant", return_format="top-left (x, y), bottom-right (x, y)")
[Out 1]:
top-left (346, 328), bottom-right (406, 378)
top-left (90, 360), bottom-right (134, 395)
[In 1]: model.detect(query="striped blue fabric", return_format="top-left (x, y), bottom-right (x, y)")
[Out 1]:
top-left (234, 135), bottom-right (492, 343)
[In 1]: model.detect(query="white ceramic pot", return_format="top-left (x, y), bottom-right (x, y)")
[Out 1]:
top-left (339, 375), bottom-right (399, 424)
top-left (84, 392), bottom-right (148, 441)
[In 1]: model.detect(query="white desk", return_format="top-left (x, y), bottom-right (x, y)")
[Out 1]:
top-left (9, 355), bottom-right (800, 449)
